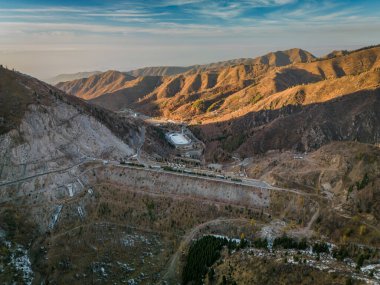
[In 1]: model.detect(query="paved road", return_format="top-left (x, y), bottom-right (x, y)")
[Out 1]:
top-left (0, 159), bottom-right (87, 187)
top-left (0, 156), bottom-right (313, 205)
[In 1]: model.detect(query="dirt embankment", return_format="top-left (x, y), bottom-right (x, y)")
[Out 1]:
top-left (90, 166), bottom-right (270, 209)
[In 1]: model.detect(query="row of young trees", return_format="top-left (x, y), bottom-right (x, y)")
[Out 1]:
top-left (273, 235), bottom-right (308, 250)
top-left (182, 236), bottom-right (229, 285)
top-left (182, 235), bottom-right (248, 285)
top-left (182, 234), bottom-right (377, 284)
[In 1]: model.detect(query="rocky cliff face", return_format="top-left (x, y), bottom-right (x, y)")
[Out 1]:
top-left (0, 66), bottom-right (145, 209)
top-left (0, 67), bottom-right (150, 284)
top-left (0, 66), bottom-right (145, 194)
top-left (0, 101), bottom-right (136, 182)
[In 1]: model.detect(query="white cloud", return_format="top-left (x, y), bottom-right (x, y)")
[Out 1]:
top-left (0, 21), bottom-right (224, 37)
top-left (0, 7), bottom-right (86, 13)
top-left (185, 0), bottom-right (296, 20)
top-left (1, 0), bottom-right (379, 79)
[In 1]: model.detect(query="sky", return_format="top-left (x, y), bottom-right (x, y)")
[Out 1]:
top-left (0, 0), bottom-right (380, 79)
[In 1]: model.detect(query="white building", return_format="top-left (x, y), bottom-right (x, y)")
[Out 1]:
top-left (166, 132), bottom-right (192, 149)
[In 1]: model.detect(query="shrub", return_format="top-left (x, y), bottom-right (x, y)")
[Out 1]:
top-left (98, 202), bottom-right (111, 216)
top-left (273, 235), bottom-right (308, 250)
top-left (312, 242), bottom-right (330, 254)
top-left (192, 99), bottom-right (206, 112)
top-left (222, 133), bottom-right (246, 152)
top-left (206, 100), bottom-right (223, 112)
top-left (253, 238), bottom-right (268, 249)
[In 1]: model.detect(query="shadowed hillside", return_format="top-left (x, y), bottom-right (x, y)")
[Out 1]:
top-left (191, 87), bottom-right (380, 161)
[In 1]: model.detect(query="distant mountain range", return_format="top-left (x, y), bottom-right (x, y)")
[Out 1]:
top-left (52, 48), bottom-right (315, 85)
top-left (55, 45), bottom-right (380, 158)
top-left (46, 71), bottom-right (102, 85)
top-left (56, 48), bottom-right (316, 108)
top-left (126, 48), bottom-right (316, 77)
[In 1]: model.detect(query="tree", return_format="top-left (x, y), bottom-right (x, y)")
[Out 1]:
top-left (359, 225), bottom-right (367, 236)
top-left (182, 236), bottom-right (231, 285)
top-left (356, 254), bottom-right (365, 269)
top-left (312, 242), bottom-right (330, 254)
top-left (208, 268), bottom-right (215, 282)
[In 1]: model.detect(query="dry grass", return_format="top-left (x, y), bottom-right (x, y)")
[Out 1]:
top-left (210, 251), bottom-right (366, 285)
top-left (0, 68), bottom-right (35, 134)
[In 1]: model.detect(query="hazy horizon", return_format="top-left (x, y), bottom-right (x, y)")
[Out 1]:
top-left (1, 0), bottom-right (380, 79)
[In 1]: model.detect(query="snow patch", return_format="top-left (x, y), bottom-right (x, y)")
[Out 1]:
top-left (49, 205), bottom-right (63, 229)
top-left (10, 245), bottom-right (34, 285)
top-left (121, 234), bottom-right (151, 247)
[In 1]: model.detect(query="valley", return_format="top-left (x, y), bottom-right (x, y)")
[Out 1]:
top-left (1, 45), bottom-right (380, 285)
top-left (2, 149), bottom-right (380, 284)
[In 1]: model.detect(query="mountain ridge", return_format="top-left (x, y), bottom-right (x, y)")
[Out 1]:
top-left (53, 48), bottom-right (315, 87)
top-left (56, 70), bottom-right (137, 100)
top-left (57, 46), bottom-right (380, 125)
top-left (56, 48), bottom-right (317, 113)
top-left (46, 70), bottom-right (102, 85)
top-left (54, 45), bottom-right (380, 163)
top-left (126, 48), bottom-right (315, 77)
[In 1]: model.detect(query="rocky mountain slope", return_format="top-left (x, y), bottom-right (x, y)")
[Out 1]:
top-left (56, 46), bottom-right (380, 160)
top-left (57, 46), bottom-right (379, 123)
top-left (0, 66), bottom-right (149, 183)
top-left (90, 63), bottom-right (272, 113)
top-left (0, 67), bottom-right (171, 284)
top-left (148, 45), bottom-right (380, 123)
top-left (56, 48), bottom-right (315, 106)
top-left (56, 70), bottom-right (137, 100)
top-left (193, 86), bottom-right (380, 161)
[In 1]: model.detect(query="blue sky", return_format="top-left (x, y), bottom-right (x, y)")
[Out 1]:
top-left (0, 0), bottom-right (379, 79)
